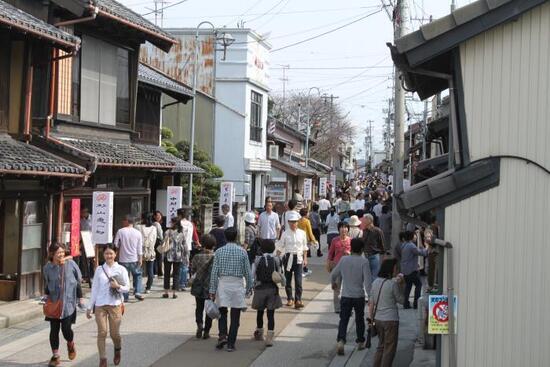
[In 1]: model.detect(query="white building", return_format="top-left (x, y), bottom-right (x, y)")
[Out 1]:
top-left (214, 28), bottom-right (271, 209)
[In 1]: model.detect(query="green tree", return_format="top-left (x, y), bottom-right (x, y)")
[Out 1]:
top-left (161, 127), bottom-right (223, 208)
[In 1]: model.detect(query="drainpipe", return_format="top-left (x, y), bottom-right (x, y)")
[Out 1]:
top-left (433, 238), bottom-right (456, 367)
top-left (23, 59), bottom-right (33, 141)
top-left (47, 194), bottom-right (53, 248)
top-left (56, 190), bottom-right (64, 244)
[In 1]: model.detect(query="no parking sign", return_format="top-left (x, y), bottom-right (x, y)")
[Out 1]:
top-left (428, 295), bottom-right (457, 334)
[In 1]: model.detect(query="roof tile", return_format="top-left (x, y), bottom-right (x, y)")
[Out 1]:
top-left (138, 63), bottom-right (193, 100)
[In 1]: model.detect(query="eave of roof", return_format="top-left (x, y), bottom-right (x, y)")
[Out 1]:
top-left (271, 158), bottom-right (317, 177)
top-left (0, 0), bottom-right (80, 51)
top-left (390, 0), bottom-right (548, 98)
top-left (138, 63), bottom-right (193, 101)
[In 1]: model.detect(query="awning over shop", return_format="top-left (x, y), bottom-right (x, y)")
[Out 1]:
top-left (0, 134), bottom-right (86, 178)
top-left (44, 135), bottom-right (203, 173)
top-left (271, 158), bottom-right (317, 177)
top-left (138, 63), bottom-right (193, 102)
top-left (0, 0), bottom-right (81, 51)
top-left (308, 158), bottom-right (332, 175)
top-left (245, 158), bottom-right (271, 172)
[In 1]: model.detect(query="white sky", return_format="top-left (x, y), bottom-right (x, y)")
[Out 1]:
top-left (120, 0), bottom-right (476, 158)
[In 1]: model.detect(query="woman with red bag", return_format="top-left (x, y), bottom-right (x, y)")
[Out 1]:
top-left (43, 243), bottom-right (82, 366)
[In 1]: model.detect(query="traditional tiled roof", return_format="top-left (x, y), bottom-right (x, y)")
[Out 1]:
top-left (94, 0), bottom-right (177, 51)
top-left (271, 157), bottom-right (317, 177)
top-left (51, 136), bottom-right (203, 173)
top-left (138, 63), bottom-right (193, 101)
top-left (0, 135), bottom-right (86, 176)
top-left (0, 0), bottom-right (80, 50)
top-left (135, 144), bottom-right (204, 174)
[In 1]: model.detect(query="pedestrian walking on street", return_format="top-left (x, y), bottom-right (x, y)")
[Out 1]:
top-left (280, 199), bottom-right (299, 234)
top-left (257, 200), bottom-right (281, 241)
top-left (395, 231), bottom-right (428, 309)
top-left (252, 239), bottom-right (283, 347)
top-left (113, 215), bottom-right (144, 301)
top-left (348, 215), bottom-right (363, 239)
top-left (243, 211), bottom-right (258, 250)
top-left (190, 234), bottom-right (216, 340)
top-left (369, 258), bottom-right (405, 367)
top-left (332, 238), bottom-right (372, 355)
top-left (310, 204), bottom-right (323, 257)
top-left (135, 212), bottom-right (157, 294)
top-left (326, 206), bottom-right (340, 250)
top-left (177, 207), bottom-right (194, 288)
top-left (209, 215), bottom-right (228, 249)
top-left (298, 208), bottom-right (318, 276)
top-left (362, 214), bottom-right (386, 282)
top-left (87, 244), bottom-right (129, 367)
top-left (152, 210), bottom-right (165, 277)
top-left (318, 195), bottom-right (331, 232)
top-left (378, 205), bottom-right (392, 252)
top-left (44, 243), bottom-right (82, 367)
top-left (327, 222), bottom-right (351, 313)
top-left (209, 227), bottom-right (253, 352)
top-left (221, 204), bottom-right (234, 229)
top-left (276, 211), bottom-right (309, 309)
top-left (162, 217), bottom-right (188, 299)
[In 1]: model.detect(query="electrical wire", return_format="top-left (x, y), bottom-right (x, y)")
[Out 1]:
top-left (245, 0), bottom-right (287, 23)
top-left (141, 0), bottom-right (190, 16)
top-left (223, 0), bottom-right (264, 27)
top-left (340, 78), bottom-right (392, 102)
top-left (256, 0), bottom-right (292, 29)
top-left (271, 7), bottom-right (383, 52)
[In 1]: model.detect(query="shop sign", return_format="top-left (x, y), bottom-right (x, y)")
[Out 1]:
top-left (428, 295), bottom-right (458, 334)
top-left (303, 178), bottom-right (312, 200)
top-left (319, 177), bottom-right (327, 197)
top-left (92, 191), bottom-right (114, 244)
top-left (266, 183), bottom-right (287, 203)
top-left (166, 186), bottom-right (183, 227)
top-left (70, 199), bottom-right (81, 257)
top-left (330, 174), bottom-right (336, 193)
top-left (219, 182), bottom-right (234, 212)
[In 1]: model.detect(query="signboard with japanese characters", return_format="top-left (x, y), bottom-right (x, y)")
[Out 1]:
top-left (70, 199), bottom-right (81, 257)
top-left (92, 191), bottom-right (114, 244)
top-left (330, 174), bottom-right (336, 193)
top-left (319, 177), bottom-right (327, 197)
top-left (266, 183), bottom-right (287, 203)
top-left (219, 182), bottom-right (234, 212)
top-left (166, 186), bottom-right (183, 227)
top-left (428, 295), bottom-right (458, 334)
top-left (303, 179), bottom-right (312, 201)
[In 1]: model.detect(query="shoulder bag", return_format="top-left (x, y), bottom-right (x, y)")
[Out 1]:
top-left (101, 265), bottom-right (125, 315)
top-left (157, 231), bottom-right (172, 254)
top-left (366, 279), bottom-right (388, 348)
top-left (271, 256), bottom-right (286, 286)
top-left (43, 265), bottom-right (64, 319)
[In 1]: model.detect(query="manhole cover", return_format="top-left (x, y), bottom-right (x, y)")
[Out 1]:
top-left (296, 322), bottom-right (337, 329)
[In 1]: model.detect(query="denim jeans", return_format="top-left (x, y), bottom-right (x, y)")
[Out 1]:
top-left (179, 265), bottom-right (189, 289)
top-left (145, 260), bottom-right (155, 290)
top-left (337, 297), bottom-right (366, 343)
top-left (120, 262), bottom-right (142, 300)
top-left (218, 307), bottom-right (241, 345)
top-left (368, 254), bottom-right (380, 283)
top-left (283, 254), bottom-right (303, 302)
top-left (404, 271), bottom-right (422, 307)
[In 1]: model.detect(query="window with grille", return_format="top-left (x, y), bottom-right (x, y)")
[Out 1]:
top-left (250, 91), bottom-right (263, 142)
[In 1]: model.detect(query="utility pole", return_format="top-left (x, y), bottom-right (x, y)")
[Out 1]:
top-left (391, 0), bottom-right (409, 249)
top-left (451, 0), bottom-right (456, 12)
top-left (422, 99), bottom-right (428, 160)
top-left (321, 94), bottom-right (339, 170)
top-left (365, 120), bottom-right (373, 173)
top-left (279, 64), bottom-right (289, 122)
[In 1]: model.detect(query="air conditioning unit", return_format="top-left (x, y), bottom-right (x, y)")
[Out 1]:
top-left (268, 145), bottom-right (279, 159)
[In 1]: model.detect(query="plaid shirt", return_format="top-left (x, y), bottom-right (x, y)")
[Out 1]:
top-left (209, 242), bottom-right (252, 294)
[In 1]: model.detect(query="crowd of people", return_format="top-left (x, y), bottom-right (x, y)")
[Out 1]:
top-left (41, 173), bottom-right (440, 367)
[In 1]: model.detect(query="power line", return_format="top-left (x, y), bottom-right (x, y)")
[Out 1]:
top-left (340, 78), bottom-right (391, 102)
top-left (271, 65), bottom-right (392, 70)
top-left (245, 0), bottom-right (287, 23)
top-left (223, 0), bottom-right (263, 27)
top-left (271, 8), bottom-right (383, 52)
top-left (141, 0), bottom-right (189, 16)
top-left (256, 0), bottom-right (292, 29)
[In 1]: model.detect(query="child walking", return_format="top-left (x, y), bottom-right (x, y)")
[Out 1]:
top-left (330, 238), bottom-right (372, 355)
top-left (251, 239), bottom-right (283, 347)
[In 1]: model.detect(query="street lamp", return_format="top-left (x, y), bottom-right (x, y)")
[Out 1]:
top-left (188, 21), bottom-right (217, 208)
top-left (305, 87), bottom-right (322, 167)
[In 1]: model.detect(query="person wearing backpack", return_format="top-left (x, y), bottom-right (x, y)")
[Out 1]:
top-left (135, 212), bottom-right (157, 294)
top-left (251, 239), bottom-right (283, 347)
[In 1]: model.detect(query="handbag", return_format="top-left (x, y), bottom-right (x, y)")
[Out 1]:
top-left (366, 279), bottom-right (388, 348)
top-left (100, 265), bottom-right (126, 315)
top-left (271, 257), bottom-right (286, 286)
top-left (43, 265), bottom-right (64, 319)
top-left (157, 232), bottom-right (172, 254)
top-left (205, 299), bottom-right (221, 320)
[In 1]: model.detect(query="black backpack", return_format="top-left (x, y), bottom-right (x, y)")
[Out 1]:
top-left (256, 255), bottom-right (275, 283)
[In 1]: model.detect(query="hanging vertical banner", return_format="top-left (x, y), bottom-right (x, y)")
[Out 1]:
top-left (303, 178), bottom-right (312, 201)
top-left (70, 198), bottom-right (81, 257)
top-left (92, 191), bottom-right (114, 244)
top-left (219, 182), bottom-right (234, 212)
top-left (319, 177), bottom-right (327, 197)
top-left (330, 174), bottom-right (336, 193)
top-left (166, 186), bottom-right (183, 227)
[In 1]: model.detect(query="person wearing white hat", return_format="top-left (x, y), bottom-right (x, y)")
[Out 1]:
top-left (275, 210), bottom-right (308, 309)
top-left (243, 212), bottom-right (258, 251)
top-left (348, 216), bottom-right (363, 239)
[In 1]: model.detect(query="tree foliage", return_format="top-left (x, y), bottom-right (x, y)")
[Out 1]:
top-left (161, 127), bottom-right (223, 207)
top-left (270, 93), bottom-right (356, 165)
